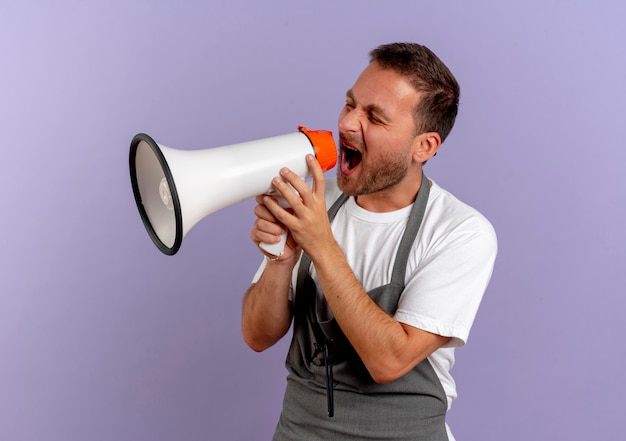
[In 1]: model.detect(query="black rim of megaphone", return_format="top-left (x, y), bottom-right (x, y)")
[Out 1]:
top-left (129, 133), bottom-right (183, 255)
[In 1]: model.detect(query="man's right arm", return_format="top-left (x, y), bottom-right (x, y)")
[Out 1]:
top-left (241, 257), bottom-right (295, 352)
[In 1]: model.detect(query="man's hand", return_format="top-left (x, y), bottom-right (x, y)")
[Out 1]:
top-left (249, 190), bottom-right (302, 263)
top-left (262, 154), bottom-right (336, 260)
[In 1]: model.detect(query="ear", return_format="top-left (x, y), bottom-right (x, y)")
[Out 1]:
top-left (412, 131), bottom-right (441, 163)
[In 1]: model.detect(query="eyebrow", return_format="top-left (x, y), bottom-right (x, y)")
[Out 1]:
top-left (345, 89), bottom-right (390, 123)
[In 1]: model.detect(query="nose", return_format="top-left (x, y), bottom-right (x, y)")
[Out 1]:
top-left (338, 106), bottom-right (361, 133)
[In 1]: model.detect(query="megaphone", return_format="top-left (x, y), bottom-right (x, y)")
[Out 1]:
top-left (129, 126), bottom-right (337, 256)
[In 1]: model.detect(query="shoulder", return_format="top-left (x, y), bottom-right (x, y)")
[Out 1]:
top-left (428, 181), bottom-right (496, 238)
top-left (398, 181), bottom-right (498, 346)
top-left (422, 181), bottom-right (497, 257)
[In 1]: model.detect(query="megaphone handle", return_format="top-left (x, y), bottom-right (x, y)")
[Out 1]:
top-left (258, 191), bottom-right (292, 258)
top-left (259, 231), bottom-right (288, 258)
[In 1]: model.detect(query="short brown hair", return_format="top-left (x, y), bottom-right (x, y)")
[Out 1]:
top-left (370, 42), bottom-right (460, 142)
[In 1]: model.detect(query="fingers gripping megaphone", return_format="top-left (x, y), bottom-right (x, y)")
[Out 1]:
top-left (129, 126), bottom-right (337, 256)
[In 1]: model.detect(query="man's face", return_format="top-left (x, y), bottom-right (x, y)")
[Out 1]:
top-left (337, 62), bottom-right (421, 198)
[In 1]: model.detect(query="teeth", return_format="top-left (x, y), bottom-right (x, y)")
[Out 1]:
top-left (342, 144), bottom-right (358, 153)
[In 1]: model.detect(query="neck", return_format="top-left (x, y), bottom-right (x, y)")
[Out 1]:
top-left (355, 169), bottom-right (425, 213)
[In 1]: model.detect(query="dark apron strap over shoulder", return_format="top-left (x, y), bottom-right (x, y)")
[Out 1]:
top-left (391, 172), bottom-right (430, 287)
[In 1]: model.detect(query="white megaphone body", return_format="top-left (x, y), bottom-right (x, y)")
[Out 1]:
top-left (129, 126), bottom-right (337, 256)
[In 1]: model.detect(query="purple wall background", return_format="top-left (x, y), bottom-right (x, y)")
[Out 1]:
top-left (1, 1), bottom-right (624, 440)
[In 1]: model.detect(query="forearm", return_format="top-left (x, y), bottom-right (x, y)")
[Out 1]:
top-left (241, 259), bottom-right (294, 352)
top-left (311, 242), bottom-right (447, 383)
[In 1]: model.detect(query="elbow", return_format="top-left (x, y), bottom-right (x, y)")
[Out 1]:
top-left (241, 325), bottom-right (282, 353)
top-left (370, 370), bottom-right (402, 385)
top-left (245, 341), bottom-right (267, 353)
top-left (243, 336), bottom-right (271, 353)
top-left (367, 359), bottom-right (412, 385)
top-left (241, 329), bottom-right (269, 353)
top-left (242, 333), bottom-right (261, 352)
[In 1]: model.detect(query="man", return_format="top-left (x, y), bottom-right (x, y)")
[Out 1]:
top-left (241, 42), bottom-right (497, 441)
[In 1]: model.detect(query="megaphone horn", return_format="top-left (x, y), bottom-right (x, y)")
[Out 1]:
top-left (129, 126), bottom-right (337, 256)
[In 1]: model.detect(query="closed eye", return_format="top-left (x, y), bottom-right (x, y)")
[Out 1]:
top-left (368, 112), bottom-right (383, 124)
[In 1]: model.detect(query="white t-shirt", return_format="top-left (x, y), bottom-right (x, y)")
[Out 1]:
top-left (253, 178), bottom-right (497, 414)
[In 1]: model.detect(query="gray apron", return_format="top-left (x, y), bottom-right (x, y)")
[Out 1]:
top-left (273, 174), bottom-right (449, 441)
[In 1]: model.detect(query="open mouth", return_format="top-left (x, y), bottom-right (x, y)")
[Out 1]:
top-left (340, 143), bottom-right (362, 174)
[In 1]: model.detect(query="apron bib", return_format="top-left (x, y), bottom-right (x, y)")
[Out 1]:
top-left (273, 174), bottom-right (449, 441)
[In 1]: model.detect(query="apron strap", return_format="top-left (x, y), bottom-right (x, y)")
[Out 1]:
top-left (390, 172), bottom-right (430, 288)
